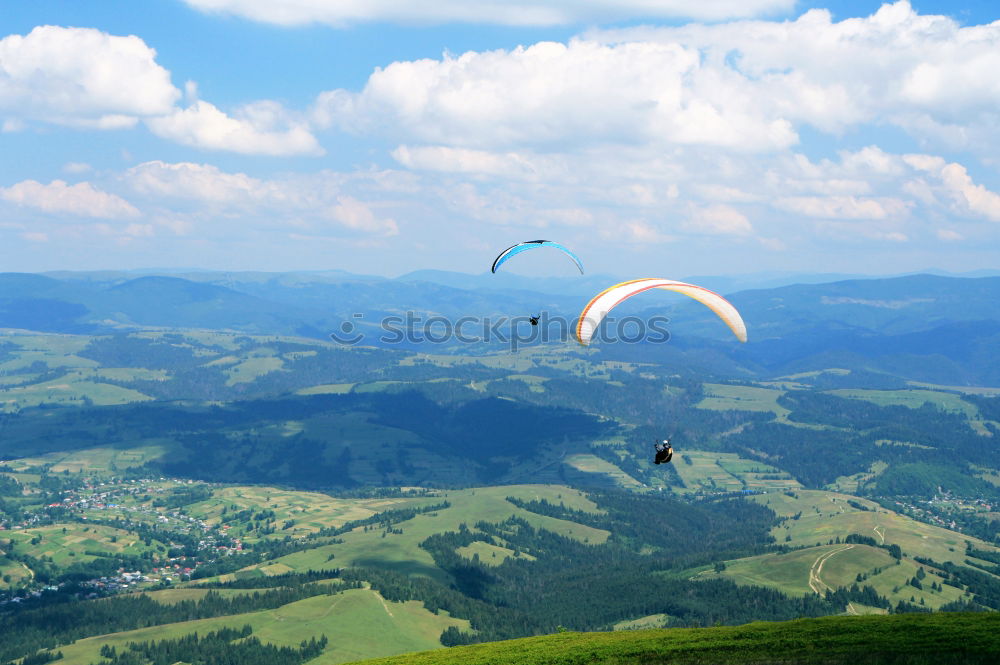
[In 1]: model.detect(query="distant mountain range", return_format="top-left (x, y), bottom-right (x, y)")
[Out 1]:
top-left (3, 270), bottom-right (1000, 384)
top-left (42, 266), bottom-right (1000, 294)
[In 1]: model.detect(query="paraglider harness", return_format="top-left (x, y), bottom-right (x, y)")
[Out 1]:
top-left (654, 439), bottom-right (673, 464)
top-left (529, 315), bottom-right (540, 326)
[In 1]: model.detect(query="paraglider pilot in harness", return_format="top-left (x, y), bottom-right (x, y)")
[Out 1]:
top-left (654, 439), bottom-right (673, 464)
top-left (529, 314), bottom-right (540, 326)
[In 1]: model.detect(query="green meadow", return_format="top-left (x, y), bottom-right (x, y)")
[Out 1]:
top-left (0, 334), bottom-right (144, 410)
top-left (563, 453), bottom-right (643, 488)
top-left (672, 488), bottom-right (1000, 607)
top-left (52, 587), bottom-right (469, 665)
top-left (4, 522), bottom-right (162, 567)
top-left (701, 544), bottom-right (966, 609)
top-left (0, 373), bottom-right (152, 409)
top-left (826, 388), bottom-right (979, 420)
top-left (672, 450), bottom-right (801, 494)
top-left (827, 388), bottom-right (994, 435)
top-left (0, 557), bottom-right (33, 588)
top-left (223, 351), bottom-right (286, 386)
top-left (612, 613), bottom-right (670, 631)
top-left (696, 383), bottom-right (791, 421)
top-left (5, 445), bottom-right (169, 473)
top-left (504, 374), bottom-right (548, 392)
top-left (455, 540), bottom-right (536, 566)
top-left (752, 489), bottom-right (996, 567)
top-left (0, 333), bottom-right (95, 371)
top-left (401, 346), bottom-right (645, 382)
top-left (140, 588), bottom-right (259, 604)
top-left (351, 613), bottom-right (1000, 665)
top-left (296, 383), bottom-right (356, 395)
top-left (906, 381), bottom-right (1000, 396)
top-left (827, 389), bottom-right (977, 415)
top-left (186, 485), bottom-right (436, 540)
top-left (258, 485), bottom-right (606, 581)
top-left (828, 461), bottom-right (890, 494)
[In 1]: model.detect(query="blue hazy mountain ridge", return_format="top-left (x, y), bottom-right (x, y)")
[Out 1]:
top-left (225, 277), bottom-right (580, 319)
top-left (11, 271), bottom-right (1000, 332)
top-left (679, 268), bottom-right (1000, 294)
top-left (395, 269), bottom-right (623, 296)
top-left (101, 276), bottom-right (317, 332)
top-left (3, 271), bottom-right (1000, 383)
top-left (396, 267), bottom-right (1000, 295)
top-left (42, 268), bottom-right (388, 283)
top-left (662, 274), bottom-right (1000, 337)
top-left (0, 272), bottom-right (99, 334)
top-left (738, 320), bottom-right (1000, 385)
top-left (618, 275), bottom-right (1000, 384)
top-left (2, 271), bottom-right (583, 334)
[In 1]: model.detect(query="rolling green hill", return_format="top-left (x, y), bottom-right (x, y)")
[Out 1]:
top-left (3, 327), bottom-right (999, 539)
top-left (3, 273), bottom-right (1000, 665)
top-left (351, 613), bottom-right (1000, 665)
top-left (2, 469), bottom-right (998, 665)
top-left (52, 588), bottom-right (468, 665)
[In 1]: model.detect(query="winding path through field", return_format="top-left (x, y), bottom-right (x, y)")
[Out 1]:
top-left (376, 591), bottom-right (395, 617)
top-left (873, 525), bottom-right (885, 545)
top-left (320, 595), bottom-right (345, 618)
top-left (808, 544), bottom-right (854, 594)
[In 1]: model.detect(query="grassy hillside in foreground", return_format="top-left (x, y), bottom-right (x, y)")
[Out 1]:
top-left (351, 613), bottom-right (1000, 665)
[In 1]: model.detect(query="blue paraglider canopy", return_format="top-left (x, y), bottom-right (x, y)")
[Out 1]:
top-left (491, 240), bottom-right (584, 274)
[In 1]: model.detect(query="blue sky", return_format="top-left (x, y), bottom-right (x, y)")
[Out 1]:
top-left (2, 0), bottom-right (999, 277)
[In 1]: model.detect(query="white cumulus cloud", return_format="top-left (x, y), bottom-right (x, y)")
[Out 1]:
top-left (774, 195), bottom-right (908, 220)
top-left (0, 26), bottom-right (318, 157)
top-left (328, 196), bottom-right (398, 236)
top-left (617, 220), bottom-right (674, 244)
top-left (182, 0), bottom-right (794, 27)
top-left (685, 203), bottom-right (753, 235)
top-left (0, 180), bottom-right (139, 218)
top-left (62, 162), bottom-right (93, 174)
top-left (312, 2), bottom-right (1000, 160)
top-left (392, 145), bottom-right (541, 178)
top-left (903, 155), bottom-right (1000, 222)
top-left (938, 163), bottom-right (1000, 222)
top-left (589, 1), bottom-right (1000, 152)
top-left (314, 39), bottom-right (800, 152)
top-left (126, 161), bottom-right (269, 204)
top-left (122, 161), bottom-right (402, 238)
top-left (0, 26), bottom-right (179, 128)
top-left (147, 100), bottom-right (323, 156)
